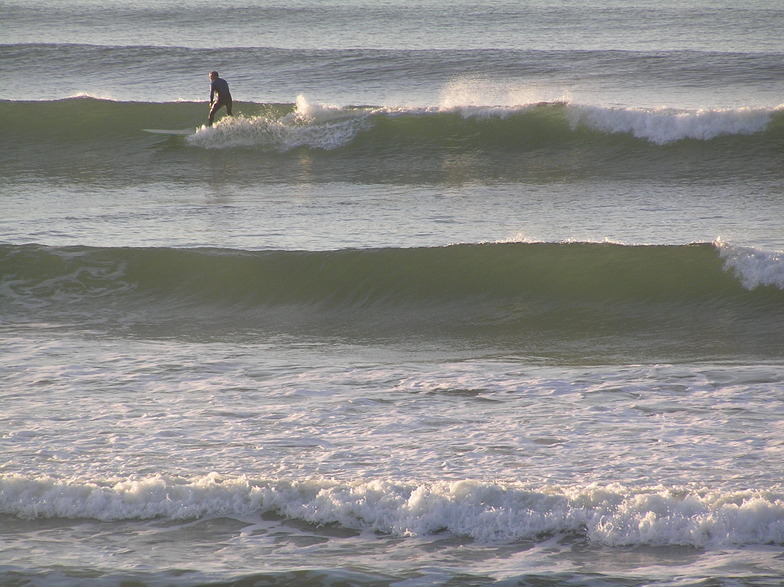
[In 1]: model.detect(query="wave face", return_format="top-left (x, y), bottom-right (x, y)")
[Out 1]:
top-left (3, 242), bottom-right (782, 361)
top-left (2, 474), bottom-right (784, 548)
top-left (186, 98), bottom-right (782, 149)
top-left (4, 97), bottom-right (783, 186)
top-left (7, 97), bottom-right (784, 148)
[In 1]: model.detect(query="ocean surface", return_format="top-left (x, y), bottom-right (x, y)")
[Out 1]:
top-left (2, 0), bottom-right (784, 585)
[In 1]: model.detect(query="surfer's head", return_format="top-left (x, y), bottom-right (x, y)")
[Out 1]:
top-left (209, 71), bottom-right (219, 80)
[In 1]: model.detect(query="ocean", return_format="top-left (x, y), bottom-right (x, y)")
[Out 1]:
top-left (2, 0), bottom-right (784, 585)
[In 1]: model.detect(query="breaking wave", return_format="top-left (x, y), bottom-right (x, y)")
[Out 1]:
top-left (5, 96), bottom-right (783, 151)
top-left (2, 473), bottom-right (783, 548)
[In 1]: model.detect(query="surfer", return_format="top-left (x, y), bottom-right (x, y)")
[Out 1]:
top-left (208, 71), bottom-right (232, 126)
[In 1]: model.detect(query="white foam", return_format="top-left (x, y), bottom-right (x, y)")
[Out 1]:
top-left (568, 105), bottom-right (773, 145)
top-left (716, 241), bottom-right (784, 290)
top-left (2, 474), bottom-right (783, 547)
top-left (186, 95), bottom-right (372, 150)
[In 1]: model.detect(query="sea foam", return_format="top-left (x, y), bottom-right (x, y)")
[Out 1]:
top-left (187, 95), bottom-right (372, 150)
top-left (717, 242), bottom-right (784, 290)
top-left (569, 105), bottom-right (773, 145)
top-left (2, 474), bottom-right (783, 548)
top-left (184, 96), bottom-right (780, 152)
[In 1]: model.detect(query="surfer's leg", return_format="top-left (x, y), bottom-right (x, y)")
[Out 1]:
top-left (208, 102), bottom-right (219, 126)
top-left (208, 101), bottom-right (229, 126)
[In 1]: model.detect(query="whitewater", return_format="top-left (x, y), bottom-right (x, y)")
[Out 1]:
top-left (2, 0), bottom-right (784, 585)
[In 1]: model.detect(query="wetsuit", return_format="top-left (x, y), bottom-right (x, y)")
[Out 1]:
top-left (208, 77), bottom-right (232, 126)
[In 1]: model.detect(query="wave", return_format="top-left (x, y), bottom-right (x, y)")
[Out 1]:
top-left (4, 97), bottom-right (782, 185)
top-left (4, 96), bottom-right (783, 149)
top-left (4, 240), bottom-right (782, 307)
top-left (188, 97), bottom-right (784, 150)
top-left (2, 242), bottom-right (782, 358)
top-left (2, 473), bottom-right (783, 547)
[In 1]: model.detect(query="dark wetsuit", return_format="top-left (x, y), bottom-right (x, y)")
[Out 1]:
top-left (208, 77), bottom-right (232, 126)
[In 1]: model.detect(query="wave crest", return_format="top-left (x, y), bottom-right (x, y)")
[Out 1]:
top-left (567, 104), bottom-right (777, 145)
top-left (718, 241), bottom-right (784, 290)
top-left (4, 97), bottom-right (781, 152)
top-left (187, 98), bottom-right (782, 151)
top-left (2, 473), bottom-right (783, 547)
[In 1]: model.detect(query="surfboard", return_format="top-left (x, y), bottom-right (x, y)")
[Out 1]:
top-left (142, 128), bottom-right (195, 136)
